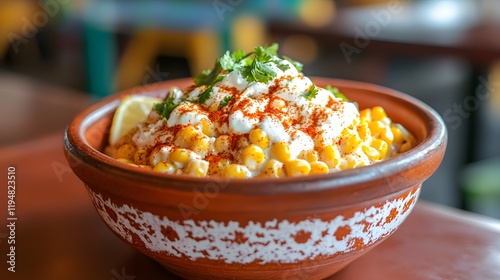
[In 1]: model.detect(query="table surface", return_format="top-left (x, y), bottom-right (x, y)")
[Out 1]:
top-left (1, 132), bottom-right (500, 280)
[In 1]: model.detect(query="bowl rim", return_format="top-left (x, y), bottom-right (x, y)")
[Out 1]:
top-left (64, 77), bottom-right (447, 195)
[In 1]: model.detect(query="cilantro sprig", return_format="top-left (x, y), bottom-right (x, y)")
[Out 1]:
top-left (194, 43), bottom-right (303, 87)
top-left (219, 96), bottom-right (232, 109)
top-left (326, 85), bottom-right (349, 101)
top-left (153, 97), bottom-right (179, 120)
top-left (302, 84), bottom-right (318, 100)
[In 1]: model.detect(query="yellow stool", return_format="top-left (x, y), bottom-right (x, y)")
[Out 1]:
top-left (115, 29), bottom-right (221, 91)
top-left (0, 1), bottom-right (39, 59)
top-left (115, 13), bottom-right (267, 91)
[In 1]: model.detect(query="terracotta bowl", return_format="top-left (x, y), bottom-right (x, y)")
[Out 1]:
top-left (64, 78), bottom-right (447, 280)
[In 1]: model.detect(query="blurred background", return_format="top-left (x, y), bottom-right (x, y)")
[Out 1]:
top-left (1, 0), bottom-right (500, 217)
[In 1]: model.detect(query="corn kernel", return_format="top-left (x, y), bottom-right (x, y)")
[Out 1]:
top-left (370, 139), bottom-right (388, 159)
top-left (338, 156), bottom-right (365, 170)
top-left (214, 135), bottom-right (230, 153)
top-left (360, 108), bottom-right (371, 122)
top-left (174, 125), bottom-right (198, 148)
top-left (271, 142), bottom-right (291, 162)
top-left (249, 128), bottom-right (270, 149)
top-left (208, 158), bottom-right (230, 176)
top-left (343, 134), bottom-right (363, 154)
top-left (310, 161), bottom-right (329, 174)
top-left (368, 120), bottom-right (385, 137)
top-left (153, 162), bottom-right (176, 174)
top-left (200, 118), bottom-right (216, 137)
top-left (169, 148), bottom-right (192, 168)
top-left (284, 159), bottom-right (311, 177)
top-left (357, 122), bottom-right (371, 141)
top-left (262, 159), bottom-right (284, 178)
top-left (191, 134), bottom-right (211, 156)
top-left (298, 150), bottom-right (319, 162)
top-left (371, 106), bottom-right (387, 121)
top-left (320, 145), bottom-right (340, 168)
top-left (240, 144), bottom-right (265, 170)
top-left (391, 125), bottom-right (404, 146)
top-left (134, 147), bottom-right (150, 165)
top-left (272, 98), bottom-right (286, 111)
top-left (116, 144), bottom-right (136, 160)
top-left (223, 164), bottom-right (250, 178)
top-left (380, 126), bottom-right (394, 146)
top-left (362, 145), bottom-right (381, 161)
top-left (184, 159), bottom-right (209, 177)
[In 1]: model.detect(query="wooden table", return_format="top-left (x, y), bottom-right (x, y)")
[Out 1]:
top-left (1, 132), bottom-right (499, 280)
top-left (0, 71), bottom-right (93, 147)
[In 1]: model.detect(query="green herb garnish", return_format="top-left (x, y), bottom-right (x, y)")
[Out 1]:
top-left (192, 44), bottom-right (304, 108)
top-left (325, 85), bottom-right (349, 101)
top-left (153, 97), bottom-right (179, 119)
top-left (283, 56), bottom-right (303, 72)
top-left (197, 76), bottom-right (224, 104)
top-left (219, 96), bottom-right (232, 109)
top-left (194, 61), bottom-right (222, 86)
top-left (302, 84), bottom-right (318, 100)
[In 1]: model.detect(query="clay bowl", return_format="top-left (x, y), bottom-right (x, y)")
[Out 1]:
top-left (64, 77), bottom-right (447, 279)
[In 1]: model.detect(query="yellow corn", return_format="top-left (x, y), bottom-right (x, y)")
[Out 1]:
top-left (116, 144), bottom-right (136, 160)
top-left (359, 108), bottom-right (371, 122)
top-left (184, 159), bottom-right (209, 177)
top-left (249, 128), bottom-right (270, 149)
top-left (153, 162), bottom-right (176, 174)
top-left (208, 158), bottom-right (230, 176)
top-left (262, 159), bottom-right (284, 178)
top-left (134, 147), bottom-right (150, 165)
top-left (271, 142), bottom-right (291, 163)
top-left (200, 118), bottom-right (216, 137)
top-left (310, 161), bottom-right (329, 174)
top-left (169, 148), bottom-right (192, 168)
top-left (271, 98), bottom-right (286, 111)
top-left (362, 145), bottom-right (381, 161)
top-left (368, 120), bottom-right (385, 137)
top-left (380, 126), bottom-right (394, 147)
top-left (240, 144), bottom-right (265, 170)
top-left (298, 150), bottom-right (319, 162)
top-left (284, 159), bottom-right (311, 177)
top-left (391, 125), bottom-right (404, 146)
top-left (357, 122), bottom-right (371, 141)
top-left (214, 135), bottom-right (230, 153)
top-left (320, 145), bottom-right (340, 168)
top-left (370, 139), bottom-right (388, 159)
top-left (343, 134), bottom-right (363, 154)
top-left (340, 156), bottom-right (365, 170)
top-left (174, 125), bottom-right (198, 148)
top-left (371, 106), bottom-right (387, 121)
top-left (191, 134), bottom-right (211, 156)
top-left (223, 164), bottom-right (250, 178)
